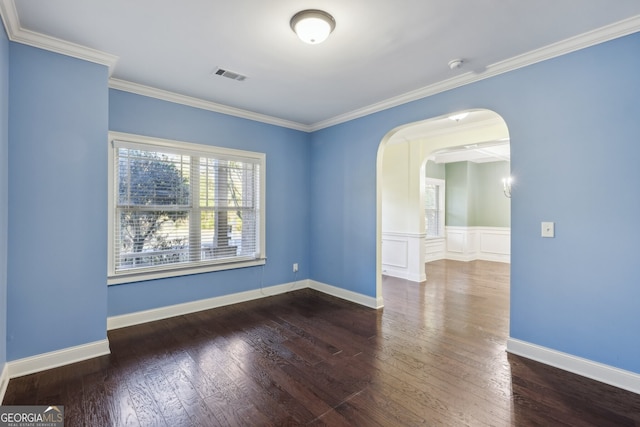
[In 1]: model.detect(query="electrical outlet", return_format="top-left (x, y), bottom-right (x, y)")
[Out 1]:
top-left (293, 263), bottom-right (299, 273)
top-left (541, 222), bottom-right (555, 238)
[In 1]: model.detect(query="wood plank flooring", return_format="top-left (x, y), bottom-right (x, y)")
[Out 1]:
top-left (4, 260), bottom-right (640, 426)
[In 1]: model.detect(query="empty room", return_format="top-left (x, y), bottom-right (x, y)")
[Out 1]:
top-left (0, 1), bottom-right (639, 425)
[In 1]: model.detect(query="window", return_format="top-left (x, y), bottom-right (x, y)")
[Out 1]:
top-left (108, 132), bottom-right (265, 284)
top-left (424, 178), bottom-right (445, 238)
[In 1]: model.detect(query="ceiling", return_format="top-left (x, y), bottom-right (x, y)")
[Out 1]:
top-left (2, 1), bottom-right (640, 131)
top-left (389, 109), bottom-right (511, 163)
top-left (431, 140), bottom-right (510, 164)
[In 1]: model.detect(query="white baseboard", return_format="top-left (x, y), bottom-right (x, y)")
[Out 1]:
top-left (2, 280), bottom-right (379, 382)
top-left (108, 280), bottom-right (309, 330)
top-left (444, 253), bottom-right (476, 262)
top-left (476, 253), bottom-right (511, 263)
top-left (8, 339), bottom-right (110, 380)
top-left (309, 280), bottom-right (383, 309)
top-left (0, 363), bottom-right (9, 403)
top-left (380, 266), bottom-right (425, 282)
top-left (108, 279), bottom-right (382, 331)
top-left (507, 338), bottom-right (640, 394)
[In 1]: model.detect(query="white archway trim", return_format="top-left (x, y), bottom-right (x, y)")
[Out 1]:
top-left (377, 109), bottom-right (510, 304)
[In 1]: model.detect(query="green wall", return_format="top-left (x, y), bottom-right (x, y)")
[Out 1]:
top-left (473, 161), bottom-right (511, 226)
top-left (444, 162), bottom-right (469, 226)
top-left (425, 160), bottom-right (445, 179)
top-left (445, 161), bottom-right (510, 227)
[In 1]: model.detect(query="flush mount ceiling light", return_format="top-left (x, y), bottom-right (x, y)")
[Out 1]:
top-left (290, 9), bottom-right (336, 44)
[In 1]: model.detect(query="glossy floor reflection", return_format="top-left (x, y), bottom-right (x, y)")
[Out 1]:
top-left (4, 260), bottom-right (640, 425)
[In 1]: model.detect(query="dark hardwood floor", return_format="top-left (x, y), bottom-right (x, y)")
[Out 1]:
top-left (4, 260), bottom-right (640, 426)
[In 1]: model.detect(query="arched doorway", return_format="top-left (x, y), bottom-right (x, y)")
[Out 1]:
top-left (375, 109), bottom-right (511, 304)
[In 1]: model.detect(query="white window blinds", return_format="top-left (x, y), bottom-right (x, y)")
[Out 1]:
top-left (425, 179), bottom-right (445, 238)
top-left (108, 133), bottom-right (265, 283)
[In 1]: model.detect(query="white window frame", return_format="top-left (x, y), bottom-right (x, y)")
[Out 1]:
top-left (424, 178), bottom-right (445, 239)
top-left (108, 132), bottom-right (266, 285)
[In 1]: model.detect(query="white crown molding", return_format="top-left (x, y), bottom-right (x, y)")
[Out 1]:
top-left (309, 15), bottom-right (640, 132)
top-left (0, 0), bottom-right (118, 72)
top-left (109, 78), bottom-right (311, 133)
top-left (507, 338), bottom-right (640, 395)
top-left (0, 0), bottom-right (19, 38)
top-left (2, 0), bottom-right (638, 133)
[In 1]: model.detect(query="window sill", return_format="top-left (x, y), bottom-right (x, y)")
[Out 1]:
top-left (425, 236), bottom-right (446, 241)
top-left (108, 258), bottom-right (266, 285)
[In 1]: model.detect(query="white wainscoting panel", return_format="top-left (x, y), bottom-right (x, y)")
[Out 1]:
top-left (382, 232), bottom-right (426, 282)
top-left (446, 230), bottom-right (465, 254)
top-left (424, 237), bottom-right (446, 262)
top-left (445, 226), bottom-right (510, 263)
top-left (445, 227), bottom-right (476, 261)
top-left (479, 227), bottom-right (511, 263)
top-left (381, 238), bottom-right (408, 268)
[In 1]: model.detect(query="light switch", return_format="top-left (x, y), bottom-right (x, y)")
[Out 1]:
top-left (541, 222), bottom-right (555, 238)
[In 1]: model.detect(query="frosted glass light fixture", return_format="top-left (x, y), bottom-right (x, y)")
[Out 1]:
top-left (290, 10), bottom-right (336, 44)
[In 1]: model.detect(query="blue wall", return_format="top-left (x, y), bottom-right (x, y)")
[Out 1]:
top-left (3, 25), bottom-right (639, 377)
top-left (0, 24), bottom-right (9, 368)
top-left (107, 90), bottom-right (311, 316)
top-left (7, 44), bottom-right (109, 360)
top-left (507, 34), bottom-right (640, 372)
top-left (310, 32), bottom-right (640, 373)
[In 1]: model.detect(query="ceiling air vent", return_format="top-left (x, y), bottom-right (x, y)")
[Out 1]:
top-left (212, 67), bottom-right (247, 81)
